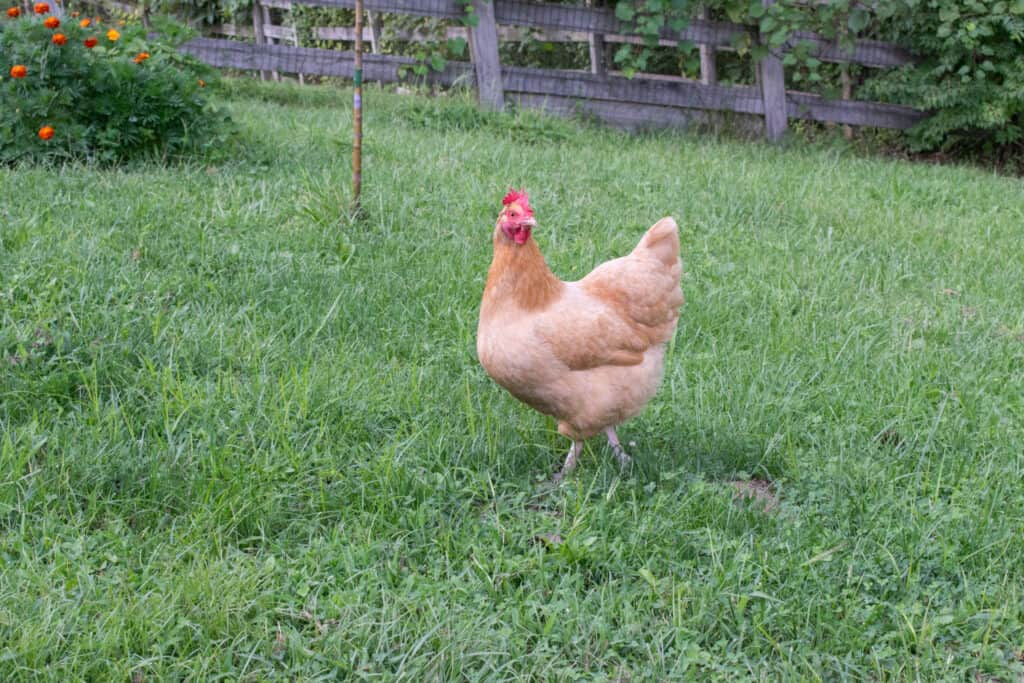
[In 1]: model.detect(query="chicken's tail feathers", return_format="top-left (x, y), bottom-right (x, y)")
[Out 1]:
top-left (635, 216), bottom-right (680, 268)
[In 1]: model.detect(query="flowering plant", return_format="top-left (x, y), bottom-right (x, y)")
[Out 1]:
top-left (1, 6), bottom-right (229, 162)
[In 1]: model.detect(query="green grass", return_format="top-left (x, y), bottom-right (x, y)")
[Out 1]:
top-left (2, 78), bottom-right (1024, 680)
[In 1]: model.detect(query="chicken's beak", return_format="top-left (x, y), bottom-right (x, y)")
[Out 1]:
top-left (521, 216), bottom-right (537, 228)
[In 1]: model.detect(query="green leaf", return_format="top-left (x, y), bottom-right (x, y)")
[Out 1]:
top-left (446, 37), bottom-right (467, 57)
top-left (669, 17), bottom-right (689, 31)
top-left (938, 6), bottom-right (960, 22)
top-left (614, 43), bottom-right (633, 65)
top-left (847, 8), bottom-right (869, 33)
top-left (615, 2), bottom-right (635, 22)
top-left (638, 568), bottom-right (658, 589)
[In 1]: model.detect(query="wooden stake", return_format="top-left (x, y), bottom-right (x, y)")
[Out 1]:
top-left (352, 0), bottom-right (363, 209)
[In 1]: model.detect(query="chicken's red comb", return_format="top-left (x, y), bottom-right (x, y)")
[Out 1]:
top-left (502, 188), bottom-right (530, 209)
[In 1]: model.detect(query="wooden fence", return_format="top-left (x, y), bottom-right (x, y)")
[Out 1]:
top-left (177, 0), bottom-right (928, 139)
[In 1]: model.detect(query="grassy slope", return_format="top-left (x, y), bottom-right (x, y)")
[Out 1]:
top-left (1, 80), bottom-right (1023, 680)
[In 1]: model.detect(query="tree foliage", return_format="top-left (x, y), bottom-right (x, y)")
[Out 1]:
top-left (864, 1), bottom-right (1024, 153)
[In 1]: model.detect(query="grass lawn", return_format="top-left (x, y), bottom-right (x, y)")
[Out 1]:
top-left (2, 79), bottom-right (1023, 680)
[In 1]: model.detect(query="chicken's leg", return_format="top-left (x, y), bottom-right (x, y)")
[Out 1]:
top-left (605, 427), bottom-right (631, 466)
top-left (552, 441), bottom-right (583, 485)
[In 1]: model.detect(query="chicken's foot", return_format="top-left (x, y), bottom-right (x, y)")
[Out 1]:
top-left (552, 441), bottom-right (583, 485)
top-left (605, 427), bottom-right (632, 467)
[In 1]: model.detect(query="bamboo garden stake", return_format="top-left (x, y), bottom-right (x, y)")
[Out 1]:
top-left (352, 0), bottom-right (363, 209)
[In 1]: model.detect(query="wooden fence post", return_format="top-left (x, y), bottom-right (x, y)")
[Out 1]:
top-left (698, 6), bottom-right (716, 85)
top-left (839, 25), bottom-right (852, 140)
top-left (468, 0), bottom-right (504, 112)
top-left (757, 0), bottom-right (787, 141)
top-left (586, 0), bottom-right (606, 77)
top-left (368, 11), bottom-right (382, 53)
top-left (251, 1), bottom-right (271, 81)
top-left (588, 33), bottom-right (607, 77)
top-left (263, 3), bottom-right (281, 81)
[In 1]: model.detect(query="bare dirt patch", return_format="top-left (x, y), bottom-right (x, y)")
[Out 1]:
top-left (730, 479), bottom-right (779, 513)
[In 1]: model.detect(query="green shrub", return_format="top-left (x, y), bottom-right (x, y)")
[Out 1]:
top-left (864, 1), bottom-right (1024, 155)
top-left (0, 5), bottom-right (230, 163)
top-left (606, 0), bottom-right (1023, 157)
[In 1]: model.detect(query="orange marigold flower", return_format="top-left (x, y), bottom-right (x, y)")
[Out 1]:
top-left (83, 36), bottom-right (97, 48)
top-left (51, 32), bottom-right (67, 45)
top-left (43, 15), bottom-right (59, 28)
top-left (33, 2), bottom-right (49, 14)
top-left (38, 125), bottom-right (55, 140)
top-left (106, 28), bottom-right (119, 41)
top-left (6, 6), bottom-right (20, 17)
top-left (79, 17), bottom-right (90, 27)
top-left (198, 79), bottom-right (206, 88)
top-left (133, 51), bottom-right (150, 63)
top-left (10, 64), bottom-right (27, 78)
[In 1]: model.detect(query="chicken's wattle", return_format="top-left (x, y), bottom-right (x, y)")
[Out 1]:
top-left (502, 223), bottom-right (531, 244)
top-left (512, 226), bottom-right (531, 244)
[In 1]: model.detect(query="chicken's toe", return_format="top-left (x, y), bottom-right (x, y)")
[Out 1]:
top-left (604, 427), bottom-right (632, 467)
top-left (551, 441), bottom-right (582, 485)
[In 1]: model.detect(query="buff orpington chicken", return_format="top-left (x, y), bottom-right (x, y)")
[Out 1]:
top-left (477, 189), bottom-right (684, 483)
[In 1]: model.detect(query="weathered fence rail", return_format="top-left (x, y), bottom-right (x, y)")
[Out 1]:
top-left (275, 0), bottom-right (914, 68)
top-left (178, 0), bottom-right (928, 139)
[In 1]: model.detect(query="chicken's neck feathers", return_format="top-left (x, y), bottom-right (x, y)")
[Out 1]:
top-left (482, 235), bottom-right (564, 315)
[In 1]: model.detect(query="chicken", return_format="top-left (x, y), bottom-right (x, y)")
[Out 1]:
top-left (477, 189), bottom-right (684, 482)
